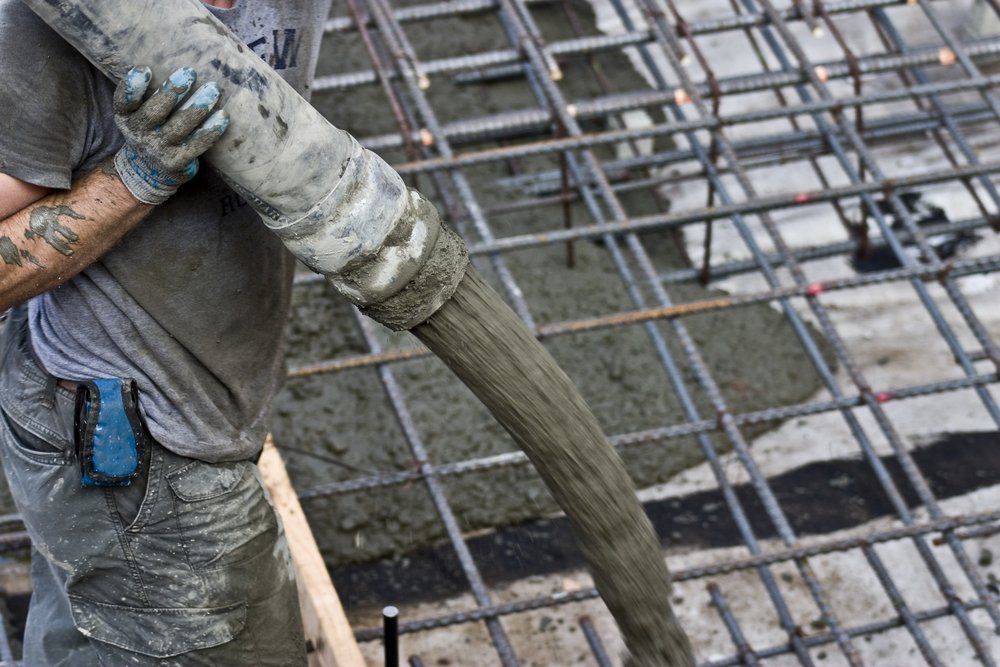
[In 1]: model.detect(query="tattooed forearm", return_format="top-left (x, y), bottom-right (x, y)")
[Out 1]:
top-left (0, 161), bottom-right (153, 311)
top-left (24, 205), bottom-right (85, 256)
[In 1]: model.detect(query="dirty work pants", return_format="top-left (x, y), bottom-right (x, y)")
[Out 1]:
top-left (0, 308), bottom-right (307, 666)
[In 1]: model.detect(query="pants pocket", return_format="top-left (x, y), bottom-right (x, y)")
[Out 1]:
top-left (0, 409), bottom-right (70, 466)
top-left (165, 459), bottom-right (279, 570)
top-left (68, 594), bottom-right (247, 660)
top-left (110, 443), bottom-right (161, 532)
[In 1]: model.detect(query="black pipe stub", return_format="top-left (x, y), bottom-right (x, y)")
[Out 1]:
top-left (384, 605), bottom-right (400, 667)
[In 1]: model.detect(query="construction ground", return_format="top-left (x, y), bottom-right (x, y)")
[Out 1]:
top-left (2, 0), bottom-right (1000, 665)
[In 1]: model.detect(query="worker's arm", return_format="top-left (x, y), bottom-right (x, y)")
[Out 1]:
top-left (0, 166), bottom-right (153, 312)
top-left (0, 65), bottom-right (228, 312)
top-left (0, 176), bottom-right (49, 220)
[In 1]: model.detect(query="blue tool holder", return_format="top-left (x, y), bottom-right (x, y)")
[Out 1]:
top-left (73, 378), bottom-right (148, 487)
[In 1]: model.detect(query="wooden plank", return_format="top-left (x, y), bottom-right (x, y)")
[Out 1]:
top-left (259, 435), bottom-right (368, 667)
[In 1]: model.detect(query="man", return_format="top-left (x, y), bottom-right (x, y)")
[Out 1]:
top-left (0, 0), bottom-right (332, 663)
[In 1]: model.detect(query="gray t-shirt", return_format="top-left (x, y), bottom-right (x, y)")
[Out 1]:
top-left (0, 0), bottom-right (332, 462)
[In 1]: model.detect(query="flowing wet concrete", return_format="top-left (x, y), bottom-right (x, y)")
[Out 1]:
top-left (272, 0), bottom-right (835, 567)
top-left (414, 267), bottom-right (693, 665)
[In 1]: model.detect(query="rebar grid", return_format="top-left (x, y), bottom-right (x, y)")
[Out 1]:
top-left (295, 0), bottom-right (1000, 663)
top-left (2, 1), bottom-right (999, 665)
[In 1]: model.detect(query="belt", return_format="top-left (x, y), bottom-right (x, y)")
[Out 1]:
top-left (57, 379), bottom-right (79, 393)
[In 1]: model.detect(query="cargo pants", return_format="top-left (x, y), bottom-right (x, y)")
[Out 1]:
top-left (0, 308), bottom-right (307, 665)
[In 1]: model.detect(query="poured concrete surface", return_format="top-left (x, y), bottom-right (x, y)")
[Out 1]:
top-left (272, 0), bottom-right (834, 567)
top-left (332, 430), bottom-right (1000, 608)
top-left (337, 72), bottom-right (1000, 657)
top-left (349, 484), bottom-right (1000, 666)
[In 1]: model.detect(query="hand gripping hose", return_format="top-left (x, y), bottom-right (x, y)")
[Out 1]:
top-left (23, 0), bottom-right (466, 329)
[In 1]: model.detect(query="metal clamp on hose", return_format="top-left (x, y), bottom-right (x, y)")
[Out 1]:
top-left (74, 378), bottom-right (150, 487)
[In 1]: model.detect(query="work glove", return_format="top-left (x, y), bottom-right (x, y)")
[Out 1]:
top-left (113, 66), bottom-right (230, 205)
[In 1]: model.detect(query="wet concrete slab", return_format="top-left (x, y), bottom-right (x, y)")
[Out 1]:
top-left (329, 430), bottom-right (1000, 609)
top-left (273, 0), bottom-right (836, 566)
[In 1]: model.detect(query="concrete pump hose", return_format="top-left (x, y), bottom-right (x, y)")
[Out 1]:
top-left (22, 0), bottom-right (467, 329)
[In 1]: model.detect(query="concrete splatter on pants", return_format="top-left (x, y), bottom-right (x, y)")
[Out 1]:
top-left (0, 308), bottom-right (307, 665)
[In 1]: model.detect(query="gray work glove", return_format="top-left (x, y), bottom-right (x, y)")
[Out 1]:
top-left (113, 66), bottom-right (230, 205)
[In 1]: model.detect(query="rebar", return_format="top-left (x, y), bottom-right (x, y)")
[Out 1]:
top-left (351, 510), bottom-right (1000, 639)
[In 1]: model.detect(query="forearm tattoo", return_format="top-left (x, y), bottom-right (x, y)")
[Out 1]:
top-left (0, 236), bottom-right (20, 266)
top-left (24, 205), bottom-right (85, 256)
top-left (0, 201), bottom-right (88, 274)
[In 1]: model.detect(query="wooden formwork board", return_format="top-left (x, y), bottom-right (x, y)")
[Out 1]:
top-left (259, 436), bottom-right (367, 667)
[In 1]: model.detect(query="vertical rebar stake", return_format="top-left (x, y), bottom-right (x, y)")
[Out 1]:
top-left (664, 0), bottom-right (722, 286)
top-left (579, 616), bottom-right (614, 667)
top-left (384, 605), bottom-right (400, 667)
top-left (557, 119), bottom-right (576, 269)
